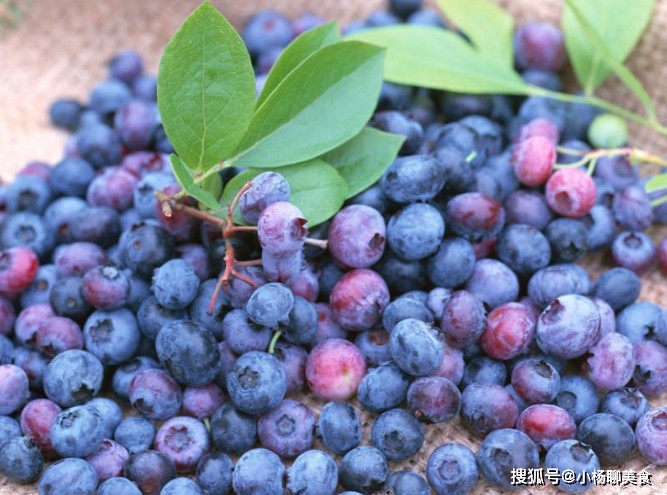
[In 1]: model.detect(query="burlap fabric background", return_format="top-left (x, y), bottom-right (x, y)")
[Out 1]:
top-left (1, 1), bottom-right (666, 494)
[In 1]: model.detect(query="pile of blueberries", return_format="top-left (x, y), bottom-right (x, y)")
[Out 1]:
top-left (1, 0), bottom-right (667, 494)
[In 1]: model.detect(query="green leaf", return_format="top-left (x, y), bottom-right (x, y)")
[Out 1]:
top-left (220, 160), bottom-right (348, 226)
top-left (323, 127), bottom-right (404, 198)
top-left (347, 26), bottom-right (529, 95)
top-left (170, 154), bottom-right (222, 211)
top-left (645, 173), bottom-right (667, 194)
top-left (437, 0), bottom-right (514, 68)
top-left (256, 21), bottom-right (341, 108)
top-left (562, 0), bottom-right (655, 119)
top-left (157, 1), bottom-right (255, 171)
top-left (562, 0), bottom-right (653, 94)
top-left (229, 41), bottom-right (386, 168)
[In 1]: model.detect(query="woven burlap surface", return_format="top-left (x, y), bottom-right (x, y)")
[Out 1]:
top-left (1, 0), bottom-right (667, 494)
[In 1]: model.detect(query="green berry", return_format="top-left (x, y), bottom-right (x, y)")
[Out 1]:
top-left (587, 113), bottom-right (628, 149)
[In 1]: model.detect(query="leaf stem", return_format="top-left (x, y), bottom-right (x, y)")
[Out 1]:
top-left (155, 191), bottom-right (226, 226)
top-left (304, 238), bottom-right (328, 250)
top-left (528, 86), bottom-right (667, 137)
top-left (268, 330), bottom-right (282, 354)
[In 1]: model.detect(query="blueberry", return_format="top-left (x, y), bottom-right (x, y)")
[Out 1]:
top-left (536, 294), bottom-right (600, 359)
top-left (49, 97), bottom-right (84, 131)
top-left (155, 319), bottom-right (221, 387)
top-left (114, 99), bottom-right (159, 151)
top-left (316, 401), bottom-right (363, 455)
top-left (591, 267), bottom-right (641, 312)
top-left (496, 223), bottom-right (551, 276)
top-left (50, 404), bottom-right (105, 458)
top-left (465, 259), bottom-right (519, 309)
top-left (89, 78), bottom-right (132, 118)
top-left (385, 470), bottom-right (430, 495)
top-left (155, 415), bottom-right (210, 473)
top-left (427, 237), bottom-right (476, 289)
top-left (286, 449), bottom-right (338, 495)
top-left (426, 443), bottom-right (478, 495)
top-left (382, 296), bottom-right (434, 334)
top-left (511, 357), bottom-right (561, 404)
top-left (339, 446), bottom-right (390, 494)
top-left (545, 218), bottom-right (589, 263)
top-left (128, 368), bottom-right (183, 421)
top-left (440, 290), bottom-right (487, 349)
top-left (114, 416), bottom-right (157, 454)
top-left (461, 356), bottom-right (507, 389)
top-left (0, 415), bottom-right (21, 446)
top-left (19, 263), bottom-right (57, 307)
top-left (555, 374), bottom-right (600, 425)
top-left (460, 383), bottom-right (520, 437)
top-left (160, 477), bottom-right (204, 495)
top-left (610, 231), bottom-right (657, 275)
top-left (0, 364), bottom-right (30, 415)
top-left (87, 396), bottom-right (123, 439)
top-left (279, 295), bottom-right (318, 346)
top-left (239, 171), bottom-right (291, 225)
top-left (232, 447), bottom-right (285, 495)
top-left (151, 258), bottom-right (200, 310)
top-left (390, 318), bottom-right (444, 376)
top-left (577, 412), bottom-right (636, 466)
top-left (226, 351), bottom-right (286, 415)
top-left (85, 438), bottom-right (130, 482)
top-left (616, 301), bottom-right (666, 345)
top-left (37, 457), bottom-right (99, 495)
top-left (544, 440), bottom-right (600, 493)
top-left (97, 477), bottom-right (143, 495)
top-left (83, 308), bottom-right (141, 365)
top-left (599, 387), bottom-right (648, 427)
top-left (137, 295), bottom-right (187, 340)
top-left (111, 355), bottom-right (160, 402)
top-left (124, 449), bottom-right (177, 495)
top-left (242, 9), bottom-right (294, 58)
top-left (120, 222), bottom-right (175, 279)
top-left (631, 340), bottom-right (667, 397)
top-left (380, 154), bottom-right (446, 203)
top-left (0, 435), bottom-right (43, 483)
top-left (585, 332), bottom-right (634, 391)
top-left (195, 452), bottom-right (233, 495)
top-left (583, 204), bottom-right (617, 250)
top-left (75, 123), bottom-right (123, 169)
top-left (635, 406), bottom-right (667, 465)
top-left (477, 428), bottom-right (540, 490)
top-left (612, 184), bottom-right (654, 231)
top-left (0, 211), bottom-right (56, 260)
top-left (527, 263), bottom-right (591, 308)
top-left (4, 175), bottom-right (53, 214)
top-left (210, 402), bottom-right (258, 455)
top-left (257, 398), bottom-right (315, 459)
top-left (49, 157), bottom-right (96, 198)
top-left (356, 360), bottom-right (409, 413)
top-left (245, 282), bottom-right (294, 328)
top-left (371, 110), bottom-right (424, 155)
top-left (43, 349), bottom-right (104, 407)
top-left (66, 205), bottom-right (122, 247)
top-left (371, 407), bottom-right (424, 461)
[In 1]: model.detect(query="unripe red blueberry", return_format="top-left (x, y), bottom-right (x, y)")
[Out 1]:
top-left (329, 268), bottom-right (390, 331)
top-left (545, 168), bottom-right (597, 218)
top-left (0, 246), bottom-right (39, 294)
top-left (305, 338), bottom-right (366, 401)
top-left (511, 136), bottom-right (556, 187)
